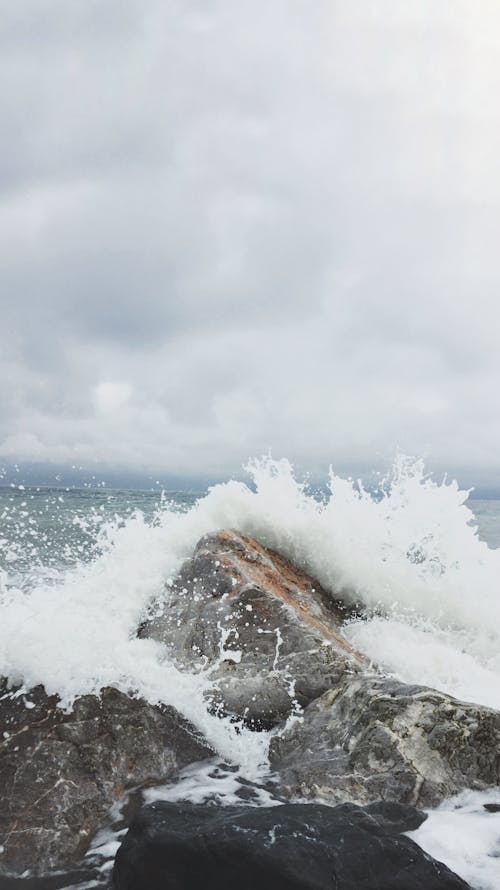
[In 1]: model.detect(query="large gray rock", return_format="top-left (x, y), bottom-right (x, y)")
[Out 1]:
top-left (270, 676), bottom-right (500, 807)
top-left (139, 529), bottom-right (365, 728)
top-left (0, 681), bottom-right (213, 878)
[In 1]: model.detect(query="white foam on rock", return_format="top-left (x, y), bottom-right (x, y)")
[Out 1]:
top-left (143, 758), bottom-right (282, 808)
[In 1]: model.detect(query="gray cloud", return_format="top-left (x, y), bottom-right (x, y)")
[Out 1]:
top-left (1, 0), bottom-right (500, 480)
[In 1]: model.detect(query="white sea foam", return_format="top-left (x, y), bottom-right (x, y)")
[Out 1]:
top-left (409, 788), bottom-right (500, 890)
top-left (143, 758), bottom-right (282, 808)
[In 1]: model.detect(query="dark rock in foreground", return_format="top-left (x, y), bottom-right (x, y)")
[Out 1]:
top-left (139, 529), bottom-right (365, 728)
top-left (0, 682), bottom-right (213, 878)
top-left (270, 676), bottom-right (500, 807)
top-left (112, 800), bottom-right (471, 890)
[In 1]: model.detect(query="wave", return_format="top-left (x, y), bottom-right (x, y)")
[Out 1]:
top-left (1, 455), bottom-right (499, 771)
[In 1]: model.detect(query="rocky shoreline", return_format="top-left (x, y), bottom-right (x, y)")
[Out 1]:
top-left (2, 529), bottom-right (499, 888)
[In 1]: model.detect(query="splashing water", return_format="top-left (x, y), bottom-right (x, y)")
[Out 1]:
top-left (409, 789), bottom-right (500, 890)
top-left (1, 456), bottom-right (500, 777)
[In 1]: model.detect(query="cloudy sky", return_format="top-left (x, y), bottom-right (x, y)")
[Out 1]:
top-left (1, 1), bottom-right (500, 483)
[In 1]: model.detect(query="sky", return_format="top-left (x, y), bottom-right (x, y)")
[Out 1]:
top-left (1, 1), bottom-right (500, 485)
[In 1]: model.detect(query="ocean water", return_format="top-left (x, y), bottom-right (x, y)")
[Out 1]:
top-left (1, 457), bottom-right (500, 888)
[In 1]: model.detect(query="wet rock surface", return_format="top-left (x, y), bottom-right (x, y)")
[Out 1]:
top-left (0, 681), bottom-right (212, 878)
top-left (270, 676), bottom-right (500, 807)
top-left (112, 799), bottom-right (471, 890)
top-left (0, 867), bottom-right (108, 890)
top-left (139, 529), bottom-right (365, 727)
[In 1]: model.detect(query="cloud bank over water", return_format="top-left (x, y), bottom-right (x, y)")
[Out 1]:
top-left (2, 1), bottom-right (500, 478)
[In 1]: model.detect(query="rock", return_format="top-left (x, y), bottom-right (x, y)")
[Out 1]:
top-left (270, 676), bottom-right (500, 807)
top-left (139, 529), bottom-right (365, 727)
top-left (0, 866), bottom-right (105, 889)
top-left (112, 799), bottom-right (470, 889)
top-left (0, 681), bottom-right (213, 878)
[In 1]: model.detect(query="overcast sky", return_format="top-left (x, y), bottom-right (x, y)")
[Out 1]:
top-left (1, 1), bottom-right (500, 482)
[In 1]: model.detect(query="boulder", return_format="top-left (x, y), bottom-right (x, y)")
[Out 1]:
top-left (139, 529), bottom-right (365, 727)
top-left (0, 681), bottom-right (213, 878)
top-left (270, 676), bottom-right (500, 807)
top-left (112, 799), bottom-right (470, 889)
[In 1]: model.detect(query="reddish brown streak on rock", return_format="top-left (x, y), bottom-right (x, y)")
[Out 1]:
top-left (213, 529), bottom-right (368, 664)
top-left (206, 529), bottom-right (366, 663)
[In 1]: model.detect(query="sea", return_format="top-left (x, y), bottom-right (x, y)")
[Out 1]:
top-left (1, 456), bottom-right (500, 889)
